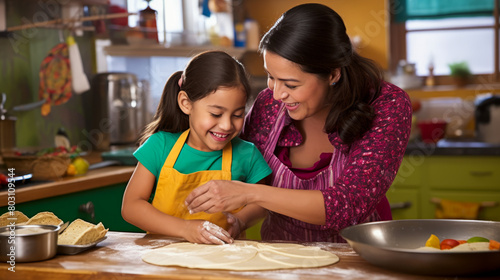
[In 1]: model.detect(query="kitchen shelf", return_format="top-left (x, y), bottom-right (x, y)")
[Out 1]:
top-left (103, 44), bottom-right (248, 59)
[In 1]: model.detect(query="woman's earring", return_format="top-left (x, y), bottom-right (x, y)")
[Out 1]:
top-left (331, 82), bottom-right (336, 86)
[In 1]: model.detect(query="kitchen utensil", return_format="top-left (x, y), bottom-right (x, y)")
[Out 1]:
top-left (100, 147), bottom-right (138, 165)
top-left (0, 224), bottom-right (60, 262)
top-left (84, 73), bottom-right (149, 150)
top-left (11, 99), bottom-right (46, 112)
top-left (88, 160), bottom-right (121, 170)
top-left (475, 95), bottom-right (500, 144)
top-left (340, 219), bottom-right (500, 276)
top-left (58, 221), bottom-right (69, 235)
top-left (417, 119), bottom-right (447, 143)
top-left (0, 173), bottom-right (32, 188)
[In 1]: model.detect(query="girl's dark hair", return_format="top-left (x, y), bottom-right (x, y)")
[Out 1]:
top-left (259, 3), bottom-right (383, 144)
top-left (139, 51), bottom-right (250, 144)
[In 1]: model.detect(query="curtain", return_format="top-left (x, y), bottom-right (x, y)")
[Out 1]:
top-left (394, 0), bottom-right (495, 22)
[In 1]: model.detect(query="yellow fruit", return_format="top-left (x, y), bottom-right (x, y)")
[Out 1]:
top-left (72, 157), bottom-right (89, 175)
top-left (66, 164), bottom-right (77, 176)
top-left (425, 234), bottom-right (440, 249)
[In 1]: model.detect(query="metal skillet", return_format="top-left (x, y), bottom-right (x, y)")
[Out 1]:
top-left (340, 219), bottom-right (500, 276)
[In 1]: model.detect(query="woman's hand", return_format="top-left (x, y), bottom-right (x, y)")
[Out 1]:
top-left (183, 220), bottom-right (233, 245)
top-left (185, 180), bottom-right (249, 214)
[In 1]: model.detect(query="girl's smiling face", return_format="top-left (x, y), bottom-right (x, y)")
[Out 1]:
top-left (178, 86), bottom-right (247, 152)
top-left (263, 50), bottom-right (336, 121)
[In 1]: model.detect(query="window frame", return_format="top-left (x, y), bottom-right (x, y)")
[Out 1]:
top-left (389, 0), bottom-right (500, 85)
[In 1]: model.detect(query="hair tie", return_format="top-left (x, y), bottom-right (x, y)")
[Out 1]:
top-left (178, 76), bottom-right (184, 88)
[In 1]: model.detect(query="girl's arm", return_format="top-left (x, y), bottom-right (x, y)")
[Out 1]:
top-left (122, 163), bottom-right (233, 244)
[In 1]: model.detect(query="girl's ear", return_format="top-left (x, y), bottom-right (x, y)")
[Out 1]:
top-left (177, 91), bottom-right (192, 115)
top-left (329, 68), bottom-right (341, 84)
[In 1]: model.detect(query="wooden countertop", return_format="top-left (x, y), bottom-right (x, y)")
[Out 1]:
top-left (2, 231), bottom-right (498, 280)
top-left (0, 166), bottom-right (135, 207)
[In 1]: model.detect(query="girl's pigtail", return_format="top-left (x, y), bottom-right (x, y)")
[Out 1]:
top-left (138, 71), bottom-right (189, 145)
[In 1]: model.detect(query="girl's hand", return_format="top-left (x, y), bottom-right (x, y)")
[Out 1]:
top-left (183, 220), bottom-right (233, 245)
top-left (185, 180), bottom-right (248, 214)
top-left (224, 212), bottom-right (245, 238)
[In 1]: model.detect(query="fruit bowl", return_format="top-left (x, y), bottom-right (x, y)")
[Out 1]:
top-left (3, 154), bottom-right (71, 181)
top-left (3, 146), bottom-right (81, 180)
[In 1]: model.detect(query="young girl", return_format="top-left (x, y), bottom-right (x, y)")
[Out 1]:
top-left (122, 51), bottom-right (271, 245)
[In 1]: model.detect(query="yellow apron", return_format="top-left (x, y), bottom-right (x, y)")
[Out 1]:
top-left (152, 129), bottom-right (235, 230)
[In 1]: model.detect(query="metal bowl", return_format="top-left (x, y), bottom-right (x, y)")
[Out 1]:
top-left (0, 224), bottom-right (60, 262)
top-left (340, 219), bottom-right (500, 276)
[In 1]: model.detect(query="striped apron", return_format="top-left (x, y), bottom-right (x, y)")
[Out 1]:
top-left (260, 105), bottom-right (379, 242)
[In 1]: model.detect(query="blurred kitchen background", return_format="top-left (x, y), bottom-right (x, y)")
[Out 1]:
top-left (1, 0), bottom-right (499, 151)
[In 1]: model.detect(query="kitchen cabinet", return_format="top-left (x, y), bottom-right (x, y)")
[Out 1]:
top-left (0, 182), bottom-right (142, 232)
top-left (0, 165), bottom-right (139, 231)
top-left (387, 156), bottom-right (500, 221)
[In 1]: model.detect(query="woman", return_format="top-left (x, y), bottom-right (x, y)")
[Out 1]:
top-left (185, 3), bottom-right (412, 242)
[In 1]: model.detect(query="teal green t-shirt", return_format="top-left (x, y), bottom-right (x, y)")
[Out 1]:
top-left (134, 131), bottom-right (271, 185)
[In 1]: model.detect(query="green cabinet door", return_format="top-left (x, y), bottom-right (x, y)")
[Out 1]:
top-left (422, 191), bottom-right (500, 221)
top-left (386, 188), bottom-right (420, 220)
top-left (0, 183), bottom-right (143, 232)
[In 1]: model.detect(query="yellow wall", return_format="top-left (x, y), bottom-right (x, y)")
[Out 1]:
top-left (244, 0), bottom-right (389, 76)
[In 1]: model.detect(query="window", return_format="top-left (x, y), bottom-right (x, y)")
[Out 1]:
top-left (390, 0), bottom-right (500, 84)
top-left (127, 0), bottom-right (183, 44)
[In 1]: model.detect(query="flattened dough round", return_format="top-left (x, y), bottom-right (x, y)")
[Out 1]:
top-left (142, 240), bottom-right (339, 270)
top-left (142, 242), bottom-right (258, 268)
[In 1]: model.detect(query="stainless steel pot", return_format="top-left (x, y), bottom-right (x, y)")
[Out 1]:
top-left (84, 73), bottom-right (150, 150)
top-left (0, 224), bottom-right (60, 262)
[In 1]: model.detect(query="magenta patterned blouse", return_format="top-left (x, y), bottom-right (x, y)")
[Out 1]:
top-left (241, 81), bottom-right (412, 237)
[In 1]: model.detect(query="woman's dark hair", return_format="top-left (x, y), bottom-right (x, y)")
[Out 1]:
top-left (259, 3), bottom-right (383, 144)
top-left (139, 51), bottom-right (250, 144)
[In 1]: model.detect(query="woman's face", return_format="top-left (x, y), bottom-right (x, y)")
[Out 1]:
top-left (179, 87), bottom-right (246, 152)
top-left (263, 50), bottom-right (334, 121)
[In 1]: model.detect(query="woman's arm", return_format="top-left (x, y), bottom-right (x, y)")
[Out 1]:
top-left (122, 163), bottom-right (233, 244)
top-left (186, 180), bottom-right (326, 225)
top-left (320, 83), bottom-right (412, 230)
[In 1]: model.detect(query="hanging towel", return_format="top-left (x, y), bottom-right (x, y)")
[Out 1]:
top-left (435, 199), bottom-right (481, 219)
top-left (67, 35), bottom-right (90, 94)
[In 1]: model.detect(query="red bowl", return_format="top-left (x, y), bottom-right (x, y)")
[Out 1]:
top-left (417, 120), bottom-right (447, 143)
